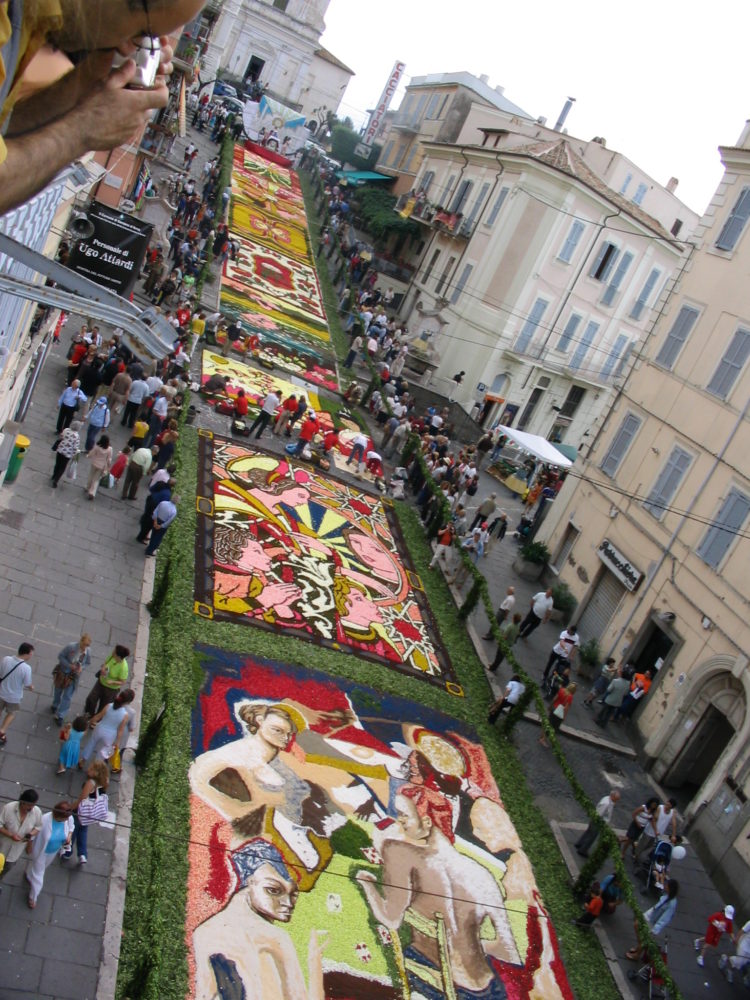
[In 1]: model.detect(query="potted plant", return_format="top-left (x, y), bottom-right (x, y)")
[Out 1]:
top-left (550, 581), bottom-right (578, 623)
top-left (577, 638), bottom-right (601, 679)
top-left (512, 540), bottom-right (550, 581)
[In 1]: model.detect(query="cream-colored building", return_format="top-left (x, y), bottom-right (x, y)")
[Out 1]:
top-left (211, 0), bottom-right (352, 120)
top-left (377, 71), bottom-right (533, 196)
top-left (394, 118), bottom-right (698, 446)
top-left (540, 121), bottom-right (750, 898)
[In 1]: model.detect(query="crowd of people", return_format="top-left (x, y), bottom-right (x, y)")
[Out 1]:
top-left (0, 637), bottom-right (137, 907)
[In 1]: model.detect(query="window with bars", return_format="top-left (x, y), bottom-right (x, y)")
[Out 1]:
top-left (655, 305), bottom-right (699, 369)
top-left (601, 333), bottom-right (628, 378)
top-left (601, 251), bottom-right (634, 306)
top-left (450, 264), bottom-right (473, 304)
top-left (485, 187), bottom-right (509, 226)
top-left (557, 220), bottom-right (585, 263)
top-left (515, 298), bottom-right (548, 353)
top-left (697, 488), bottom-right (750, 568)
top-left (601, 413), bottom-right (641, 478)
top-left (435, 255), bottom-right (455, 294)
top-left (589, 241), bottom-right (619, 281)
top-left (706, 328), bottom-right (750, 399)
top-left (556, 313), bottom-right (581, 353)
top-left (569, 320), bottom-right (599, 370)
top-left (715, 187), bottom-right (750, 251)
top-left (644, 446), bottom-right (692, 519)
top-left (630, 267), bottom-right (661, 320)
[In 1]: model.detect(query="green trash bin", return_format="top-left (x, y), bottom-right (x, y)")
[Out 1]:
top-left (5, 434), bottom-right (30, 483)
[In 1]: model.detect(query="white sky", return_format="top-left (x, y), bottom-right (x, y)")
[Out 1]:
top-left (320, 0), bottom-right (750, 215)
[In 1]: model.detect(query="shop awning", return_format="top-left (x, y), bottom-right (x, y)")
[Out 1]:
top-left (551, 443), bottom-right (579, 463)
top-left (499, 426), bottom-right (573, 468)
top-left (335, 170), bottom-right (391, 184)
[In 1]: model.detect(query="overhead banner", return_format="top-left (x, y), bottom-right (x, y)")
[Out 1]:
top-left (362, 59), bottom-right (406, 147)
top-left (66, 201), bottom-right (153, 298)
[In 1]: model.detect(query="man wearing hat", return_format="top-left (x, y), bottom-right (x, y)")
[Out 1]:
top-left (696, 905), bottom-right (735, 967)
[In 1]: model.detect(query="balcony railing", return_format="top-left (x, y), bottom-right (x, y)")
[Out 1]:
top-left (392, 112), bottom-right (423, 132)
top-left (394, 194), bottom-right (474, 238)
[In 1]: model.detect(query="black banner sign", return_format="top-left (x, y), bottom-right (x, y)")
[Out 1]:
top-left (67, 201), bottom-right (153, 297)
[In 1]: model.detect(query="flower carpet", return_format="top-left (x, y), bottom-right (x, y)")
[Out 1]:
top-left (220, 146), bottom-right (330, 342)
top-left (200, 351), bottom-right (334, 431)
top-left (194, 433), bottom-right (458, 692)
top-left (186, 649), bottom-right (573, 1000)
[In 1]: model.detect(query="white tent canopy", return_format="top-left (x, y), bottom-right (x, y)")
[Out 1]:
top-left (498, 426), bottom-right (573, 468)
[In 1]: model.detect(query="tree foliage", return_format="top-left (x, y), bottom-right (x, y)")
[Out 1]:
top-left (352, 187), bottom-right (419, 245)
top-left (329, 123), bottom-right (381, 170)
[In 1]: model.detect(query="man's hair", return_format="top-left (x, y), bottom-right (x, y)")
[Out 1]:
top-left (18, 642), bottom-right (34, 656)
top-left (19, 789), bottom-right (39, 804)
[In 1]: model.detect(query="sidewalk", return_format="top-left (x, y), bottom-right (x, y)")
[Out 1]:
top-left (0, 333), bottom-right (148, 999)
top-left (397, 448), bottom-right (738, 999)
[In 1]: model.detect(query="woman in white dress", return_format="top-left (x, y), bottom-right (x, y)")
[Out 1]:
top-left (25, 802), bottom-right (74, 908)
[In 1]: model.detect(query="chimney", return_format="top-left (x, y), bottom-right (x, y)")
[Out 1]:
top-left (554, 96), bottom-right (576, 132)
top-left (666, 177), bottom-right (679, 194)
top-left (494, 85), bottom-right (505, 96)
top-left (479, 74), bottom-right (489, 85)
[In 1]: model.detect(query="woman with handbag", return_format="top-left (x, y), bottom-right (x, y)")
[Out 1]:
top-left (25, 802), bottom-right (74, 908)
top-left (50, 420), bottom-right (82, 488)
top-left (51, 634), bottom-right (91, 724)
top-left (80, 688), bottom-right (135, 766)
top-left (69, 760), bottom-right (109, 865)
top-left (85, 434), bottom-right (113, 500)
top-left (539, 683), bottom-right (577, 747)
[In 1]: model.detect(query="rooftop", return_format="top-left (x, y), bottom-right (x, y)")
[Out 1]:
top-left (315, 46), bottom-right (355, 76)
top-left (406, 71), bottom-right (533, 121)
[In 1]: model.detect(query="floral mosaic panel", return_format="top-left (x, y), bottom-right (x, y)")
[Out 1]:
top-left (186, 650), bottom-right (573, 1000)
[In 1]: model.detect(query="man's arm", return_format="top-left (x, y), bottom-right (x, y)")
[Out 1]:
top-left (0, 61), bottom-right (167, 215)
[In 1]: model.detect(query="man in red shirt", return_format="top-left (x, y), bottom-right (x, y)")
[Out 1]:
top-left (695, 905), bottom-right (734, 967)
top-left (322, 429), bottom-right (339, 455)
top-left (273, 394), bottom-right (297, 436)
top-left (429, 522), bottom-right (455, 572)
top-left (291, 413), bottom-right (318, 456)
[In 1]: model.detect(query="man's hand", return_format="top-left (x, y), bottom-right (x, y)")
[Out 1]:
top-left (73, 60), bottom-right (168, 152)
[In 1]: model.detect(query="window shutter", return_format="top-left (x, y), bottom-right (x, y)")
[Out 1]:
top-left (450, 264), bottom-right (473, 304)
top-left (569, 321), bottom-right (599, 370)
top-left (589, 242), bottom-right (619, 280)
top-left (465, 182), bottom-right (491, 227)
top-left (715, 187), bottom-right (750, 251)
top-left (655, 305), bottom-right (699, 369)
top-left (515, 298), bottom-right (548, 353)
top-left (486, 187), bottom-right (509, 226)
top-left (633, 183), bottom-right (648, 206)
top-left (450, 180), bottom-right (473, 214)
top-left (426, 95), bottom-right (440, 119)
top-left (697, 489), bottom-right (750, 568)
top-left (558, 220), bottom-right (585, 263)
top-left (419, 170), bottom-right (434, 194)
top-left (601, 251), bottom-right (634, 306)
top-left (619, 173), bottom-right (632, 195)
top-left (706, 328), bottom-right (750, 399)
top-left (630, 267), bottom-right (661, 320)
top-left (441, 174), bottom-right (456, 207)
top-left (556, 314), bottom-right (581, 352)
top-left (644, 447), bottom-right (692, 519)
top-left (601, 333), bottom-right (628, 378)
top-left (601, 413), bottom-right (641, 478)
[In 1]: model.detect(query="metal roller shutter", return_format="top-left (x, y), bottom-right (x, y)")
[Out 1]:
top-left (577, 570), bottom-right (626, 643)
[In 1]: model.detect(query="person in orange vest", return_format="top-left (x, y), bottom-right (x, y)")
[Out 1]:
top-left (613, 669), bottom-right (653, 722)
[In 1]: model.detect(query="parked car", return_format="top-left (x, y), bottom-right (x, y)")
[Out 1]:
top-left (213, 81), bottom-right (237, 99)
top-left (219, 96), bottom-right (245, 118)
